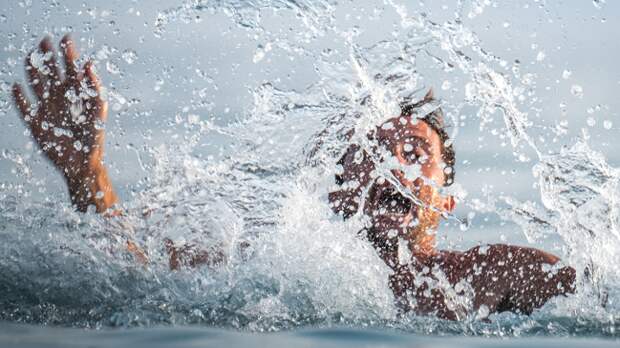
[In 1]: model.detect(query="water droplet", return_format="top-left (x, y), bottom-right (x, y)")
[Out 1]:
top-left (570, 84), bottom-right (583, 98)
top-left (252, 43), bottom-right (272, 64)
top-left (593, 0), bottom-right (606, 9)
top-left (536, 51), bottom-right (546, 61)
top-left (106, 61), bottom-right (120, 75)
top-left (29, 50), bottom-right (52, 75)
top-left (459, 219), bottom-right (470, 231)
top-left (518, 153), bottom-right (530, 162)
top-left (95, 191), bottom-right (104, 199)
top-left (122, 49), bottom-right (138, 64)
top-left (73, 140), bottom-right (83, 151)
top-left (603, 120), bottom-right (613, 129)
top-left (562, 70), bottom-right (572, 79)
top-left (187, 114), bottom-right (200, 125)
top-left (253, 48), bottom-right (265, 63)
top-left (441, 80), bottom-right (451, 90)
top-left (154, 79), bottom-right (164, 91)
top-left (587, 117), bottom-right (596, 127)
top-left (94, 119), bottom-right (105, 130)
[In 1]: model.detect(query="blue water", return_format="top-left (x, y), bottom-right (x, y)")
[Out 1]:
top-left (1, 323), bottom-right (618, 348)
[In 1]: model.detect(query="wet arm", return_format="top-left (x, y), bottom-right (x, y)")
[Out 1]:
top-left (12, 35), bottom-right (120, 215)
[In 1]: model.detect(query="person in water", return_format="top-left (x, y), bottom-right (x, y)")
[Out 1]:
top-left (12, 35), bottom-right (575, 320)
top-left (327, 92), bottom-right (576, 319)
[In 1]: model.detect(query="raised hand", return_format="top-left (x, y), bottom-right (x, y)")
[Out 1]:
top-left (12, 35), bottom-right (118, 213)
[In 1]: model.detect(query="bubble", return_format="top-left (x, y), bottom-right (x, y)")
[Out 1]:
top-left (603, 120), bottom-right (613, 129)
top-left (587, 117), bottom-right (596, 127)
top-left (536, 51), bottom-right (546, 61)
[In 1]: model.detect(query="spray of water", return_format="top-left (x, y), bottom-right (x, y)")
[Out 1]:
top-left (0, 0), bottom-right (618, 336)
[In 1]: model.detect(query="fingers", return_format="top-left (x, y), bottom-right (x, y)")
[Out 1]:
top-left (26, 51), bottom-right (45, 99)
top-left (39, 36), bottom-right (61, 82)
top-left (12, 83), bottom-right (31, 120)
top-left (83, 61), bottom-right (101, 91)
top-left (12, 82), bottom-right (42, 139)
top-left (60, 34), bottom-right (79, 83)
top-left (25, 36), bottom-right (62, 100)
top-left (83, 60), bottom-right (108, 120)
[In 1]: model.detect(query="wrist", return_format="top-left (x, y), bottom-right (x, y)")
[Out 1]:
top-left (65, 159), bottom-right (118, 213)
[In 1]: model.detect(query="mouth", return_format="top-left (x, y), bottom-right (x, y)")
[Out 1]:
top-left (375, 186), bottom-right (416, 216)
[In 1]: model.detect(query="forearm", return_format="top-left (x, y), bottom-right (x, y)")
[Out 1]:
top-left (65, 160), bottom-right (118, 214)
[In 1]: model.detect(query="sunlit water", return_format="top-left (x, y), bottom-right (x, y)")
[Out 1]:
top-left (0, 0), bottom-right (619, 342)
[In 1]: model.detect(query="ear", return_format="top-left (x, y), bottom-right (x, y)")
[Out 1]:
top-left (442, 195), bottom-right (456, 213)
top-left (424, 88), bottom-right (434, 101)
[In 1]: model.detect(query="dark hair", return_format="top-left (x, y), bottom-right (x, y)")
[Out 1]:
top-left (400, 96), bottom-right (455, 186)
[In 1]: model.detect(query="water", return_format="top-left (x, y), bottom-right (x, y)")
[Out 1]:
top-left (0, 0), bottom-right (619, 345)
top-left (1, 323), bottom-right (619, 348)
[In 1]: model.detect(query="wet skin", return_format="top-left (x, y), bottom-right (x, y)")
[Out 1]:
top-left (329, 113), bottom-right (575, 320)
top-left (12, 35), bottom-right (118, 214)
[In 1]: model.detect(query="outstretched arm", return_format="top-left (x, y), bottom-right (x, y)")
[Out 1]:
top-left (12, 35), bottom-right (118, 214)
top-left (12, 35), bottom-right (224, 269)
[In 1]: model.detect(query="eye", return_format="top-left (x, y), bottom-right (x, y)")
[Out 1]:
top-left (378, 187), bottom-right (412, 214)
top-left (401, 140), bottom-right (424, 164)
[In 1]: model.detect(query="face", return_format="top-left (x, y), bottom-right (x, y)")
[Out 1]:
top-left (362, 117), bottom-right (455, 255)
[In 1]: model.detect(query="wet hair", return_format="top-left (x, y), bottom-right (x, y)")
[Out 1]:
top-left (329, 93), bottom-right (455, 218)
top-left (400, 96), bottom-right (455, 186)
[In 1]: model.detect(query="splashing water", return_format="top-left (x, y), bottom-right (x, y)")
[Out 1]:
top-left (0, 0), bottom-right (619, 338)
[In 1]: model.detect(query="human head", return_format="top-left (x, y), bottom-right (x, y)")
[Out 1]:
top-left (328, 89), bottom-right (455, 258)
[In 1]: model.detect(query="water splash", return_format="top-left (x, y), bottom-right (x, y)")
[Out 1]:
top-left (0, 0), bottom-right (618, 338)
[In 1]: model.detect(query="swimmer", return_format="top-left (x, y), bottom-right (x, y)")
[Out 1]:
top-left (327, 90), bottom-right (576, 319)
top-left (13, 35), bottom-right (575, 320)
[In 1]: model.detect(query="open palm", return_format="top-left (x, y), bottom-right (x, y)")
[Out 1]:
top-left (12, 35), bottom-right (108, 185)
top-left (13, 35), bottom-right (116, 213)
